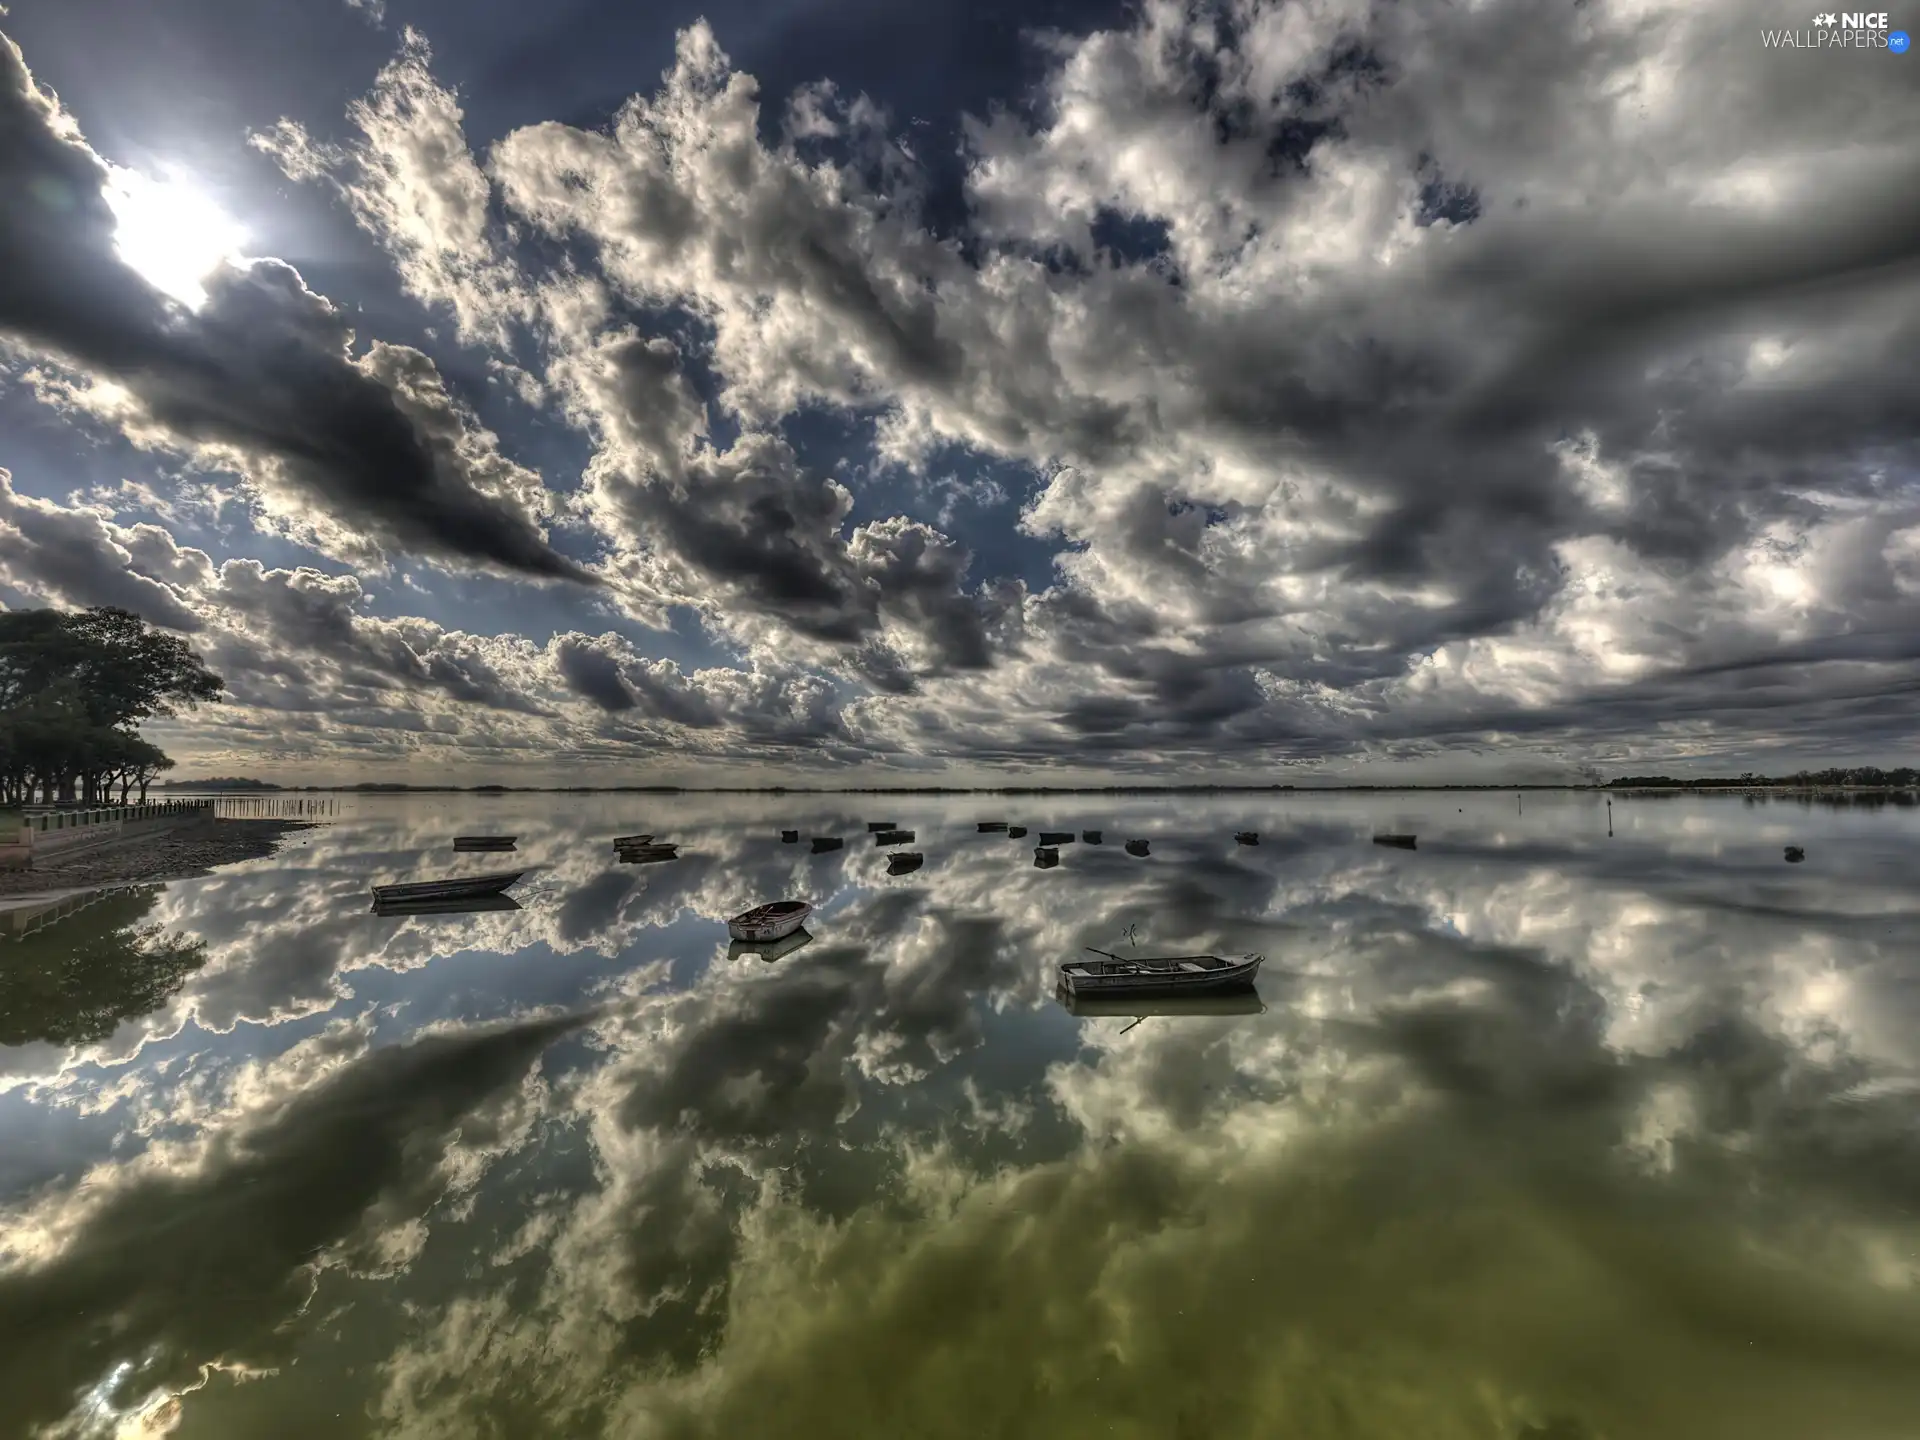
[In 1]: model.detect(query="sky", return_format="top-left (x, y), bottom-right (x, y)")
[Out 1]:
top-left (0, 0), bottom-right (1916, 786)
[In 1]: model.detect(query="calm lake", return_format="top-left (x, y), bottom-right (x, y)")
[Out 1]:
top-left (2, 790), bottom-right (1918, 1438)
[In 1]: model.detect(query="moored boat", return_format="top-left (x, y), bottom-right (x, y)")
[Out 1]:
top-left (886, 852), bottom-right (924, 875)
top-left (1008, 825), bottom-right (1028, 838)
top-left (1058, 947), bottom-right (1262, 996)
top-left (1784, 845), bottom-right (1805, 862)
top-left (612, 833), bottom-right (655, 847)
top-left (811, 836), bottom-right (844, 853)
top-left (977, 821), bottom-right (1008, 832)
top-left (866, 821), bottom-right (897, 833)
top-left (1034, 846), bottom-right (1060, 868)
top-left (1125, 839), bottom-right (1150, 857)
top-left (727, 899), bottom-right (813, 943)
top-left (453, 835), bottom-right (517, 851)
top-left (873, 829), bottom-right (915, 846)
top-left (1082, 830), bottom-right (1102, 844)
top-left (1038, 831), bottom-right (1074, 846)
top-left (370, 870), bottom-right (524, 905)
top-left (1373, 834), bottom-right (1417, 850)
top-left (781, 830), bottom-right (800, 843)
top-left (1235, 831), bottom-right (1257, 845)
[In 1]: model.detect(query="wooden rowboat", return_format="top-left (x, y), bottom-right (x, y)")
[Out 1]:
top-left (1125, 839), bottom-right (1150, 857)
top-left (781, 830), bottom-right (800, 843)
top-left (728, 899), bottom-right (813, 943)
top-left (453, 835), bottom-right (517, 851)
top-left (1082, 830), bottom-right (1103, 844)
top-left (612, 833), bottom-right (655, 847)
top-left (866, 821), bottom-right (898, 832)
top-left (1058, 948), bottom-right (1262, 996)
top-left (371, 870), bottom-right (524, 905)
top-left (873, 829), bottom-right (915, 846)
top-left (811, 836), bottom-right (844, 853)
top-left (1007, 826), bottom-right (1028, 838)
top-left (1038, 831), bottom-right (1074, 846)
top-left (1235, 831), bottom-right (1258, 845)
top-left (1034, 846), bottom-right (1060, 868)
top-left (977, 821), bottom-right (1008, 832)
top-left (886, 852), bottom-right (924, 875)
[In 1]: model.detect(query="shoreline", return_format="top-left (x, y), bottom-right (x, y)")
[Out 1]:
top-left (0, 819), bottom-right (319, 898)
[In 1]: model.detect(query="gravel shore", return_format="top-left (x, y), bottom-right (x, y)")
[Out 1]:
top-left (0, 819), bottom-right (319, 897)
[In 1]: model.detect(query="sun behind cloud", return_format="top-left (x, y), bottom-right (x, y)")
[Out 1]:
top-left (102, 167), bottom-right (247, 310)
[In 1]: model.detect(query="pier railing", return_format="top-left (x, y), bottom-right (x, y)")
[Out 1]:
top-left (1, 801), bottom-right (214, 870)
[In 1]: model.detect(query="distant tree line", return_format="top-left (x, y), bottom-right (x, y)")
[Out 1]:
top-left (1606, 767), bottom-right (1920, 789)
top-left (0, 607), bottom-right (223, 807)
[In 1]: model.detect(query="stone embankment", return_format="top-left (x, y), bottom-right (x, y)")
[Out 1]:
top-left (0, 819), bottom-right (318, 898)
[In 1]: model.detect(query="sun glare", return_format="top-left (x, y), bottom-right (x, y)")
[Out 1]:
top-left (104, 167), bottom-right (248, 311)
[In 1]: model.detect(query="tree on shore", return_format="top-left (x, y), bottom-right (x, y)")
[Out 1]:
top-left (0, 607), bottom-right (220, 806)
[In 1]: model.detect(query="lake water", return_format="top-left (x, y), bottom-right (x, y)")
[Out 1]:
top-left (2, 790), bottom-right (1919, 1438)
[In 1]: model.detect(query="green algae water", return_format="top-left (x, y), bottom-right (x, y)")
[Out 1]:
top-left (1, 790), bottom-right (1917, 1438)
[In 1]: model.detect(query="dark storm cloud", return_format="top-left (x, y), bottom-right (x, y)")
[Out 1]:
top-left (0, 468), bottom-right (203, 630)
top-left (0, 1012), bottom-right (583, 1436)
top-left (0, 31), bottom-right (587, 584)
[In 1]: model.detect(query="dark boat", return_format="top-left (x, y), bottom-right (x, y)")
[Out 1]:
top-left (728, 928), bottom-right (815, 963)
top-left (1056, 987), bottom-right (1265, 1018)
top-left (1038, 831), bottom-right (1075, 846)
top-left (371, 870), bottom-right (524, 905)
top-left (611, 833), bottom-right (655, 847)
top-left (1059, 948), bottom-right (1263, 996)
top-left (1784, 845), bottom-right (1806, 862)
top-left (873, 829), bottom-right (915, 846)
top-left (1235, 831), bottom-right (1257, 845)
top-left (1373, 834), bottom-right (1417, 850)
top-left (1125, 839), bottom-right (1150, 857)
top-left (811, 836), bottom-right (844, 853)
top-left (886, 852), bottom-right (925, 875)
top-left (866, 821), bottom-right (898, 833)
top-left (453, 835), bottom-right (517, 852)
top-left (1034, 846), bottom-right (1060, 869)
top-left (781, 830), bottom-right (800, 843)
top-left (373, 895), bottom-right (523, 917)
top-left (1008, 826), bottom-right (1028, 838)
top-left (1082, 830), bottom-right (1102, 844)
top-left (977, 821), bottom-right (1008, 832)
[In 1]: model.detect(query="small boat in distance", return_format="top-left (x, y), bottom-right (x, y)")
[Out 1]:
top-left (866, 821), bottom-right (898, 832)
top-left (977, 821), bottom-right (1008, 832)
top-left (1008, 826), bottom-right (1028, 838)
top-left (371, 870), bottom-right (524, 905)
top-left (728, 899), bottom-right (813, 943)
top-left (1059, 948), bottom-right (1262, 996)
top-left (1082, 830), bottom-right (1102, 844)
top-left (873, 829), bottom-right (915, 846)
top-left (728, 928), bottom-right (815, 963)
top-left (1034, 846), bottom-right (1060, 868)
top-left (1038, 831), bottom-right (1074, 846)
top-left (1373, 834), bottom-right (1417, 850)
top-left (1784, 845), bottom-right (1806, 862)
top-left (781, 830), bottom-right (800, 843)
top-left (886, 852), bottom-right (924, 875)
top-left (1125, 839), bottom-right (1150, 857)
top-left (619, 847), bottom-right (679, 865)
top-left (373, 895), bottom-right (523, 917)
top-left (1235, 831), bottom-right (1257, 845)
top-left (453, 835), bottom-right (517, 851)
top-left (612, 833), bottom-right (655, 847)
top-left (811, 836), bottom-right (844, 853)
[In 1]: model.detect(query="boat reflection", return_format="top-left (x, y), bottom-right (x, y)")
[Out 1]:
top-left (371, 895), bottom-right (524, 917)
top-left (1054, 985), bottom-right (1265, 1021)
top-left (727, 927), bottom-right (816, 963)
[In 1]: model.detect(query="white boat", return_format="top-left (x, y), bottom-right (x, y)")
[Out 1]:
top-left (1058, 947), bottom-right (1262, 996)
top-left (727, 899), bottom-right (813, 943)
top-left (370, 870), bottom-right (524, 905)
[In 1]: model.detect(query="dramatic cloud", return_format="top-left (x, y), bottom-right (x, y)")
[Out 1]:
top-left (0, 32), bottom-right (587, 584)
top-left (9, 0), bottom-right (1920, 778)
